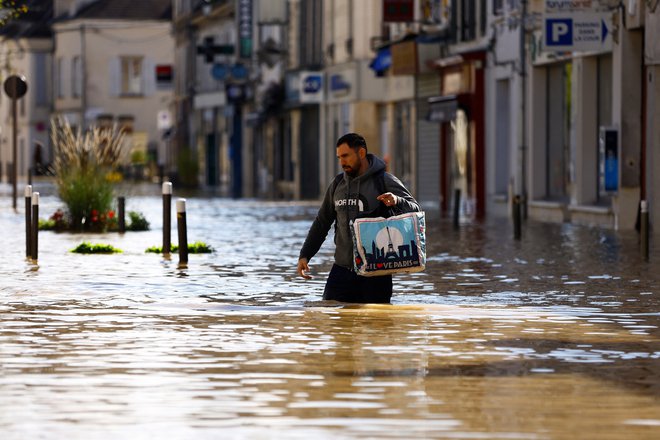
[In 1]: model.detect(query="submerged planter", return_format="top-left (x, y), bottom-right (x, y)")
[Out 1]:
top-left (39, 210), bottom-right (149, 232)
top-left (71, 242), bottom-right (123, 254)
top-left (145, 241), bottom-right (213, 254)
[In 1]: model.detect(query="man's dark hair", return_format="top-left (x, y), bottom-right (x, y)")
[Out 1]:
top-left (336, 133), bottom-right (367, 152)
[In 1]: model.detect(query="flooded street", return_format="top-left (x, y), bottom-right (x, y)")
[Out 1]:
top-left (1, 182), bottom-right (659, 439)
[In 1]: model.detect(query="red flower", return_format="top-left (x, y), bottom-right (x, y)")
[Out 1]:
top-left (51, 209), bottom-right (64, 221)
top-left (91, 209), bottom-right (99, 216)
top-left (108, 210), bottom-right (115, 219)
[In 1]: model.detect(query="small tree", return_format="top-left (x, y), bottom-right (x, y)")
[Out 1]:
top-left (0, 1), bottom-right (28, 26)
top-left (51, 117), bottom-right (127, 231)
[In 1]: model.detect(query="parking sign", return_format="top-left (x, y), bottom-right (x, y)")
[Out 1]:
top-left (543, 12), bottom-right (612, 52)
top-left (546, 18), bottom-right (573, 46)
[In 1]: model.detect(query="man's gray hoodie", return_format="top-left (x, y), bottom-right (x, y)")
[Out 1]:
top-left (300, 154), bottom-right (420, 270)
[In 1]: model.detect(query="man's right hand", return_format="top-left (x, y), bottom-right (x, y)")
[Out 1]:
top-left (297, 258), bottom-right (312, 279)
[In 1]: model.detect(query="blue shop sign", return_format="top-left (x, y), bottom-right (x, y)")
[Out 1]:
top-left (330, 74), bottom-right (350, 92)
top-left (302, 74), bottom-right (322, 94)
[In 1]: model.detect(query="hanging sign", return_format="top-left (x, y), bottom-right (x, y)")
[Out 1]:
top-left (237, 0), bottom-right (253, 59)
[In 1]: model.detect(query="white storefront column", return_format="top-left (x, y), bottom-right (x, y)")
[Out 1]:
top-left (528, 66), bottom-right (548, 203)
top-left (611, 20), bottom-right (643, 230)
top-left (571, 56), bottom-right (598, 207)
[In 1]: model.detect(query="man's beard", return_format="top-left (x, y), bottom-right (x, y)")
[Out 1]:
top-left (343, 166), bottom-right (358, 177)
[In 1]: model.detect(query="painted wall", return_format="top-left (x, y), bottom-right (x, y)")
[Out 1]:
top-left (53, 19), bottom-right (174, 153)
top-left (0, 38), bottom-right (53, 181)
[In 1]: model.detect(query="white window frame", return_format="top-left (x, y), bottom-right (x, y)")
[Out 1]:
top-left (121, 56), bottom-right (144, 96)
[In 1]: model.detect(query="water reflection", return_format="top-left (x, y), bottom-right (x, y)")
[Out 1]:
top-left (0, 182), bottom-right (659, 438)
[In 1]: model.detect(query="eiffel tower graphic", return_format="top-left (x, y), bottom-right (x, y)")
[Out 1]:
top-left (384, 226), bottom-right (399, 259)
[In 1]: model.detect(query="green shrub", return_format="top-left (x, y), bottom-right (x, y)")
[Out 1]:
top-left (127, 211), bottom-right (150, 231)
top-left (51, 116), bottom-right (127, 232)
top-left (145, 241), bottom-right (213, 254)
top-left (38, 219), bottom-right (56, 230)
top-left (71, 242), bottom-right (123, 254)
top-left (58, 168), bottom-right (115, 231)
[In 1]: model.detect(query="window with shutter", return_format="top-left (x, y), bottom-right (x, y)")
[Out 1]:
top-left (72, 56), bottom-right (82, 98)
top-left (121, 56), bottom-right (144, 96)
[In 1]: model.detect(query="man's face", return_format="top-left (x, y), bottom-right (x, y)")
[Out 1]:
top-left (337, 143), bottom-right (363, 177)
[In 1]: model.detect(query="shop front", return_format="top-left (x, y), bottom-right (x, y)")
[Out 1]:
top-left (428, 52), bottom-right (486, 220)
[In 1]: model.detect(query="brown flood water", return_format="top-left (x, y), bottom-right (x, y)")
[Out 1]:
top-left (1, 183), bottom-right (659, 439)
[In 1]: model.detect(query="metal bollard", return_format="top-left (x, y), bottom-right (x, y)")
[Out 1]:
top-left (641, 200), bottom-right (649, 261)
top-left (453, 188), bottom-right (461, 229)
top-left (31, 192), bottom-right (39, 260)
top-left (25, 185), bottom-right (32, 258)
top-left (513, 195), bottom-right (522, 240)
top-left (163, 182), bottom-right (172, 254)
top-left (118, 196), bottom-right (125, 233)
top-left (177, 198), bottom-right (188, 265)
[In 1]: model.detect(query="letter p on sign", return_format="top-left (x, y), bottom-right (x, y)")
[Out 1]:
top-left (546, 18), bottom-right (572, 46)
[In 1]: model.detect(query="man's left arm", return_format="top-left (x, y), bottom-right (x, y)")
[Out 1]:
top-left (383, 173), bottom-right (420, 213)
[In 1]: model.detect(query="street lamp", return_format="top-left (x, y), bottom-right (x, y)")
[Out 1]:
top-left (3, 74), bottom-right (28, 211)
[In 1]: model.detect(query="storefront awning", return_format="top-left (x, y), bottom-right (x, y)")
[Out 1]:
top-left (427, 95), bottom-right (458, 122)
top-left (369, 47), bottom-right (392, 77)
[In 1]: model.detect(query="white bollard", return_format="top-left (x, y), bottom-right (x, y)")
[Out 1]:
top-left (25, 185), bottom-right (32, 258)
top-left (31, 192), bottom-right (39, 260)
top-left (163, 182), bottom-right (172, 254)
top-left (176, 198), bottom-right (188, 264)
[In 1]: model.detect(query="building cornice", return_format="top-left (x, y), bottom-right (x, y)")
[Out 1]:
top-left (53, 19), bottom-right (170, 32)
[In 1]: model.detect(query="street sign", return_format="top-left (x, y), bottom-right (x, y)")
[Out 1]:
top-left (3, 75), bottom-right (28, 210)
top-left (197, 36), bottom-right (234, 63)
top-left (299, 72), bottom-right (323, 103)
top-left (543, 12), bottom-right (612, 52)
top-left (157, 110), bottom-right (172, 130)
top-left (3, 75), bottom-right (27, 99)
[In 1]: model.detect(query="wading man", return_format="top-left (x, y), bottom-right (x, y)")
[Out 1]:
top-left (296, 133), bottom-right (420, 303)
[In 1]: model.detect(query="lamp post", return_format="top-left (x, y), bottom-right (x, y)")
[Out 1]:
top-left (3, 75), bottom-right (28, 211)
